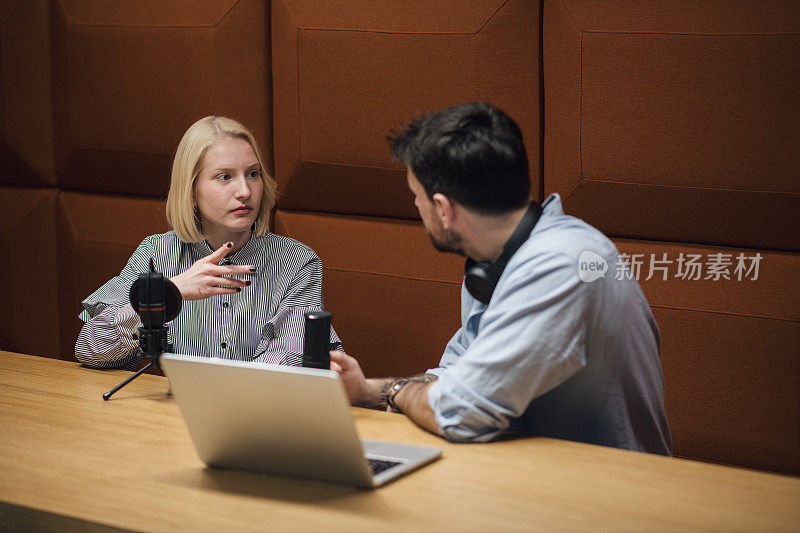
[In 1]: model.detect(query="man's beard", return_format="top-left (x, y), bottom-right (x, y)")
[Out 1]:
top-left (428, 227), bottom-right (465, 256)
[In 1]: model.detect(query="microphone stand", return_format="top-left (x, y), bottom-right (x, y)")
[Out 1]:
top-left (103, 263), bottom-right (180, 401)
top-left (101, 323), bottom-right (173, 401)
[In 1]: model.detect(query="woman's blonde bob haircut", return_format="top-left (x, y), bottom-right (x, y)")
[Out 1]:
top-left (166, 116), bottom-right (277, 243)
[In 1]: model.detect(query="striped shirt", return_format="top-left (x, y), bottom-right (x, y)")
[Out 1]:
top-left (76, 231), bottom-right (342, 370)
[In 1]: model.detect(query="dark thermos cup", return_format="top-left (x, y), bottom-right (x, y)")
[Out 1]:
top-left (302, 311), bottom-right (332, 369)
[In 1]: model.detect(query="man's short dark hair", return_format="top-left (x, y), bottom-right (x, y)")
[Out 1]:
top-left (390, 102), bottom-right (531, 215)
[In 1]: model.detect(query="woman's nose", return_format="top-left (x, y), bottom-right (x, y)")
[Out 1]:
top-left (235, 177), bottom-right (251, 199)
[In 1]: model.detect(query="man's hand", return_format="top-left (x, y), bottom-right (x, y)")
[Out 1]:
top-left (170, 242), bottom-right (255, 301)
top-left (329, 351), bottom-right (387, 408)
top-left (330, 350), bottom-right (441, 436)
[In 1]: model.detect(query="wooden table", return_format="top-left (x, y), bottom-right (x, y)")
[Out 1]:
top-left (1, 351), bottom-right (798, 532)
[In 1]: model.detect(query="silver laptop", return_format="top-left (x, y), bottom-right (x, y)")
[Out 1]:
top-left (161, 353), bottom-right (442, 488)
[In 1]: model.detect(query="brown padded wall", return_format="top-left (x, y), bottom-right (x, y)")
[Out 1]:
top-left (272, 0), bottom-right (542, 218)
top-left (275, 210), bottom-right (464, 377)
top-left (51, 0), bottom-right (272, 198)
top-left (0, 187), bottom-right (59, 357)
top-left (614, 239), bottom-right (799, 474)
top-left (543, 0), bottom-right (800, 251)
top-left (543, 0), bottom-right (800, 475)
top-left (0, 0), bottom-right (55, 187)
top-left (57, 192), bottom-right (170, 360)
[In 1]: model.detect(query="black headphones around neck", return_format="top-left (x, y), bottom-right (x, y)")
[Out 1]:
top-left (464, 202), bottom-right (543, 305)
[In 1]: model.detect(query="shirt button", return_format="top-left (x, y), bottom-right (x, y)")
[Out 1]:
top-left (221, 342), bottom-right (227, 349)
top-left (222, 302), bottom-right (229, 308)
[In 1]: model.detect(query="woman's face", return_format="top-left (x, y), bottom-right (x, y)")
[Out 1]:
top-left (194, 137), bottom-right (263, 239)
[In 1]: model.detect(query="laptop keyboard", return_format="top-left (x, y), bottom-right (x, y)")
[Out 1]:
top-left (367, 458), bottom-right (403, 475)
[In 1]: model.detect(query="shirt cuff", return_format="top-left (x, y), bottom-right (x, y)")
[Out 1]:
top-left (427, 374), bottom-right (509, 443)
top-left (113, 304), bottom-right (142, 353)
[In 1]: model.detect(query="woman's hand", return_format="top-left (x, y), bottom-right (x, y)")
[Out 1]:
top-left (170, 242), bottom-right (255, 301)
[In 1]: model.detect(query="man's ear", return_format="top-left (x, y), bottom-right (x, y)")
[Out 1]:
top-left (432, 193), bottom-right (455, 229)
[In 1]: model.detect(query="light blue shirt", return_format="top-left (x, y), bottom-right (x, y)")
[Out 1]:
top-left (427, 194), bottom-right (672, 454)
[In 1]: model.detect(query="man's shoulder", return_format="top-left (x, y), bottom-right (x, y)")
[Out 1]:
top-left (497, 212), bottom-right (620, 295)
top-left (526, 212), bottom-right (617, 265)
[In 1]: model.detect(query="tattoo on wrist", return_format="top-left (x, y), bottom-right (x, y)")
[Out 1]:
top-left (377, 378), bottom-right (397, 410)
top-left (406, 374), bottom-right (438, 385)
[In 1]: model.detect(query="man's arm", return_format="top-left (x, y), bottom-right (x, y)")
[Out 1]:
top-left (391, 377), bottom-right (439, 435)
top-left (429, 252), bottom-right (590, 442)
top-left (330, 351), bottom-right (441, 435)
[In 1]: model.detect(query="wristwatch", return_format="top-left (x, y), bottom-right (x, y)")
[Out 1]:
top-left (385, 379), bottom-right (412, 413)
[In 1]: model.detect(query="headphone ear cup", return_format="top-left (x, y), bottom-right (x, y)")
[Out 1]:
top-left (465, 261), bottom-right (497, 305)
top-left (463, 203), bottom-right (543, 306)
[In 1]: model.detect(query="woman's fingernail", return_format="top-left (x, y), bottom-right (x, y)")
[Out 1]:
top-left (227, 242), bottom-right (233, 248)
top-left (236, 287), bottom-right (241, 292)
top-left (249, 267), bottom-right (257, 273)
top-left (245, 280), bottom-right (251, 286)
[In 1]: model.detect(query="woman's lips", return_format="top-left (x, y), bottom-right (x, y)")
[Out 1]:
top-left (231, 206), bottom-right (252, 215)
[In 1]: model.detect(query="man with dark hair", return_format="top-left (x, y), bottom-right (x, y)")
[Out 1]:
top-left (331, 102), bottom-right (671, 454)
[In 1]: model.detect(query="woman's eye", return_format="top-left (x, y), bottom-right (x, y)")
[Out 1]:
top-left (247, 169), bottom-right (260, 179)
top-left (217, 173), bottom-right (231, 181)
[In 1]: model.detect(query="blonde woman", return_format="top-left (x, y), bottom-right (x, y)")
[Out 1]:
top-left (76, 116), bottom-right (341, 369)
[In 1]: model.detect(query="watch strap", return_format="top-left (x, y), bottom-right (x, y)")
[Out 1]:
top-left (385, 379), bottom-right (412, 413)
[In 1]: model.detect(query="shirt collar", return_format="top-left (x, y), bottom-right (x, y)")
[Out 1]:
top-left (541, 193), bottom-right (564, 216)
top-left (193, 234), bottom-right (266, 264)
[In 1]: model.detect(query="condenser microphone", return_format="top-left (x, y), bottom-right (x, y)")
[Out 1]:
top-left (104, 261), bottom-right (183, 401)
top-left (128, 262), bottom-right (182, 356)
top-left (138, 271), bottom-right (167, 329)
top-left (302, 311), bottom-right (332, 369)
